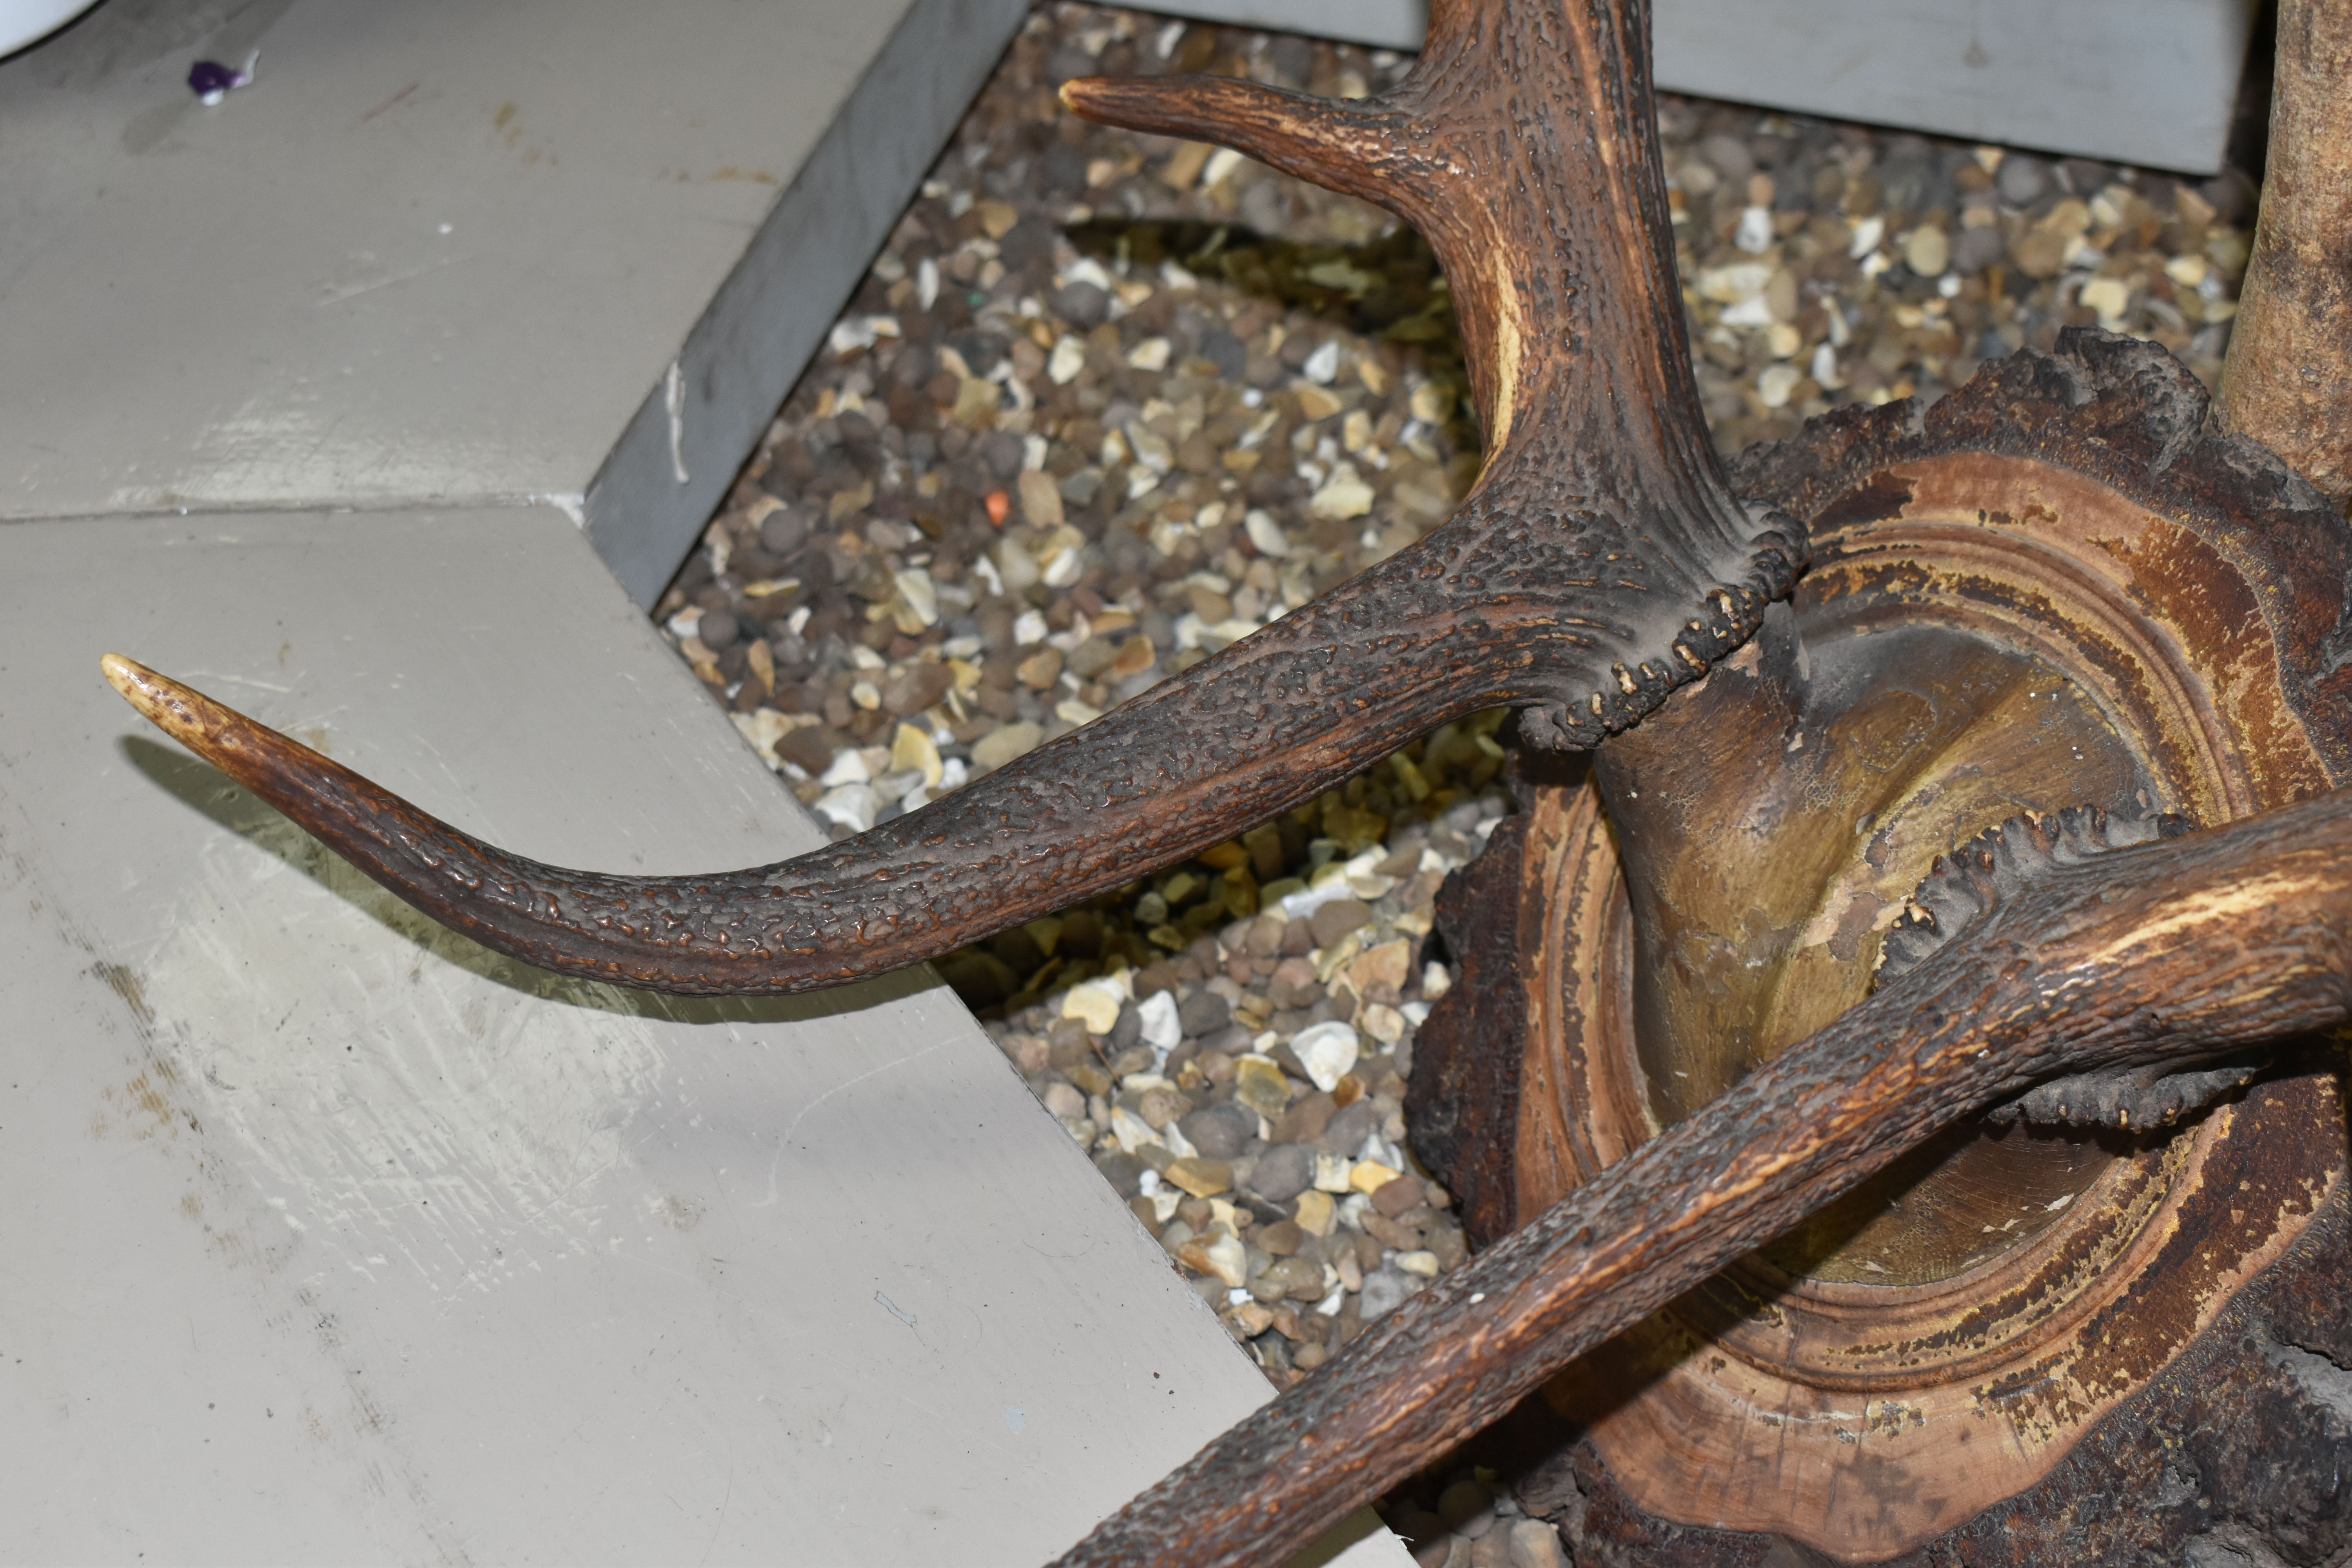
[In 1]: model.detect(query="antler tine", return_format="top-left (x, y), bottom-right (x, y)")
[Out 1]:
top-left (102, 528), bottom-right (1583, 996)
top-left (1051, 788), bottom-right (2352, 1568)
top-left (107, 0), bottom-right (1801, 997)
top-left (1054, 76), bottom-right (1436, 220)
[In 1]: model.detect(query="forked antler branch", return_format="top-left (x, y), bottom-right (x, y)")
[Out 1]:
top-left (1049, 791), bottom-right (2352, 1568)
top-left (100, 0), bottom-right (1798, 996)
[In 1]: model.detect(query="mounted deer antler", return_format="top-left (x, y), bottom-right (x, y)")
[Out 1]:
top-left (100, 0), bottom-right (1799, 998)
top-left (101, 0), bottom-right (2352, 1561)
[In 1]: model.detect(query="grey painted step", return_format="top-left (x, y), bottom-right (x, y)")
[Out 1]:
top-left (0, 0), bottom-right (1028, 611)
top-left (1141, 0), bottom-right (2257, 174)
top-left (0, 506), bottom-right (1404, 1565)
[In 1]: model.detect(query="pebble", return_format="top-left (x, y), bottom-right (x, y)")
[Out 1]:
top-left (1178, 989), bottom-right (1232, 1037)
top-left (1164, 1156), bottom-right (1234, 1198)
top-left (1136, 989), bottom-right (1183, 1049)
top-left (1235, 1055), bottom-right (1295, 1120)
top-left (1180, 1101), bottom-right (1256, 1160)
top-left (1291, 1019), bottom-right (1361, 1091)
top-left (971, 721), bottom-right (1042, 773)
top-left (1060, 975), bottom-right (1126, 1035)
top-left (1252, 1142), bottom-right (1315, 1203)
top-left (1359, 1267), bottom-right (1417, 1321)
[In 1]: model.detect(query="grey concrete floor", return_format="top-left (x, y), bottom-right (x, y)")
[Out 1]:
top-left (0, 2), bottom-right (1405, 1561)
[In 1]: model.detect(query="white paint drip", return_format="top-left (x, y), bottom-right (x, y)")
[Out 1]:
top-left (664, 359), bottom-right (690, 485)
top-left (137, 809), bottom-right (668, 1297)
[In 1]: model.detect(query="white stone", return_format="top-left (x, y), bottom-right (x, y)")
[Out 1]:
top-left (1734, 204), bottom-right (1774, 253)
top-left (1422, 961), bottom-right (1453, 999)
top-left (1291, 1019), bottom-right (1361, 1091)
top-left (892, 568), bottom-right (939, 628)
top-left (813, 784), bottom-right (878, 834)
top-left (1302, 339), bottom-right (1340, 384)
top-left (1062, 976), bottom-right (1126, 1036)
top-left (1201, 1232), bottom-right (1248, 1289)
top-left (1110, 1106), bottom-right (1160, 1155)
top-left (1313, 1152), bottom-right (1355, 1194)
top-left (996, 536), bottom-right (1041, 591)
top-left (1048, 335), bottom-right (1085, 385)
top-left (1693, 258), bottom-right (1769, 303)
top-left (1243, 508), bottom-right (1290, 557)
top-left (1137, 990), bottom-right (1182, 1051)
top-left (819, 749), bottom-right (872, 787)
top-left (2080, 276), bottom-right (2130, 325)
top-left (1013, 609), bottom-right (1049, 646)
top-left (1308, 463), bottom-right (1374, 521)
top-left (871, 766), bottom-right (924, 805)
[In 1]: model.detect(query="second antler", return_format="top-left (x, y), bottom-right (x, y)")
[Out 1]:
top-left (1051, 790), bottom-right (2352, 1568)
top-left (102, 0), bottom-right (1797, 995)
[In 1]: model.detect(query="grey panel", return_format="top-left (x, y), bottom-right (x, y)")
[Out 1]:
top-left (0, 507), bottom-right (1405, 1564)
top-left (0, 0), bottom-right (943, 521)
top-left (1139, 0), bottom-right (2255, 174)
top-left (586, 0), bottom-right (1033, 609)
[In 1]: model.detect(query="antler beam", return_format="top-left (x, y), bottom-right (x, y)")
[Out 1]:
top-left (1051, 790), bottom-right (2352, 1568)
top-left (103, 0), bottom-right (1798, 996)
top-left (2221, 0), bottom-right (2352, 506)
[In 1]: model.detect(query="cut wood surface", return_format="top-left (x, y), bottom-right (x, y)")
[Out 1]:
top-left (1050, 791), bottom-right (2352, 1568)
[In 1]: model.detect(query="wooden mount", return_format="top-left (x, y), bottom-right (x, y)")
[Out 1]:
top-left (1410, 334), bottom-right (2352, 1557)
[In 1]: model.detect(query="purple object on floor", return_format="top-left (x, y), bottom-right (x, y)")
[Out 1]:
top-left (187, 59), bottom-right (250, 105)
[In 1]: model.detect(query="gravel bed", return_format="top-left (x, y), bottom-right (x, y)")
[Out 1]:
top-left (649, 7), bottom-right (2258, 1561)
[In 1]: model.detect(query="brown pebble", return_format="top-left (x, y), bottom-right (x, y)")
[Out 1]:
top-left (1275, 1091), bottom-right (1336, 1145)
top-left (776, 724), bottom-right (837, 775)
top-left (1372, 1173), bottom-right (1426, 1219)
top-left (1165, 1156), bottom-right (1234, 1198)
top-left (1258, 1220), bottom-right (1305, 1256)
top-left (1016, 646), bottom-right (1063, 689)
top-left (1309, 898), bottom-right (1373, 947)
top-left (1245, 910), bottom-right (1288, 957)
top-left (882, 660), bottom-right (952, 717)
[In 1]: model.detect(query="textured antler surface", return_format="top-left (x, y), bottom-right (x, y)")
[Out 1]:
top-left (1049, 790), bottom-right (2352, 1568)
top-left (104, 0), bottom-right (1799, 996)
top-left (2222, 0), bottom-right (2352, 506)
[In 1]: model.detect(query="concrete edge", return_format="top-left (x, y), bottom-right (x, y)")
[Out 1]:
top-left (585, 0), bottom-right (1032, 609)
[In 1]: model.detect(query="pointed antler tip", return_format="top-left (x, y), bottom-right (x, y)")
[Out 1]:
top-left (101, 652), bottom-right (176, 725)
top-left (100, 653), bottom-right (242, 760)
